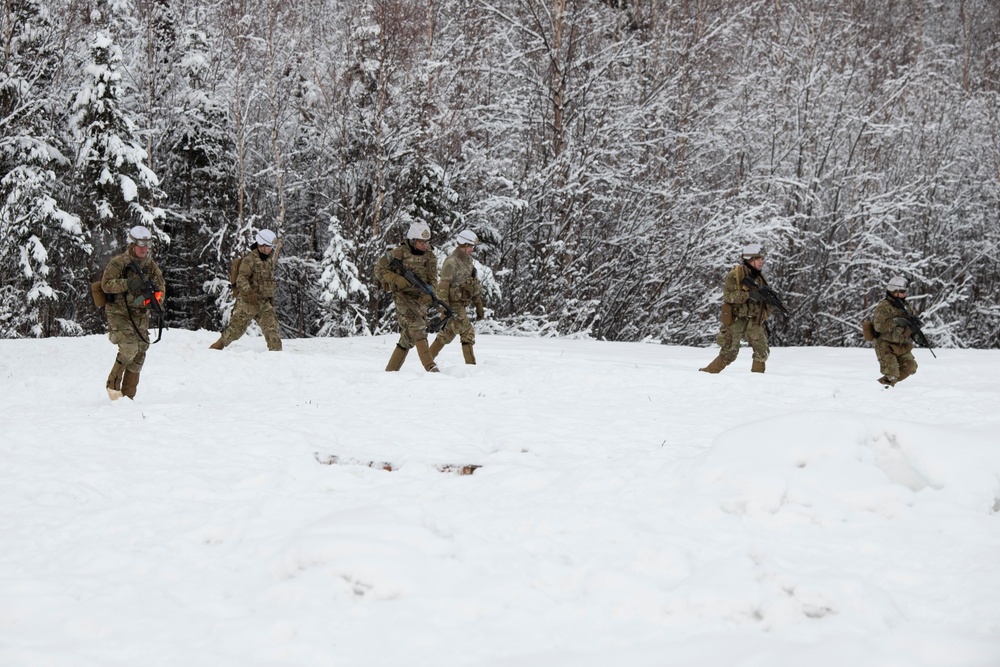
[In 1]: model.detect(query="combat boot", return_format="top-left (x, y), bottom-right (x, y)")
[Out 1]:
top-left (385, 345), bottom-right (409, 372)
top-left (415, 339), bottom-right (440, 373)
top-left (429, 338), bottom-right (445, 359)
top-left (878, 375), bottom-right (898, 387)
top-left (462, 342), bottom-right (476, 365)
top-left (209, 336), bottom-right (225, 350)
top-left (699, 355), bottom-right (727, 374)
top-left (751, 360), bottom-right (765, 373)
top-left (122, 371), bottom-right (140, 399)
top-left (106, 357), bottom-right (127, 400)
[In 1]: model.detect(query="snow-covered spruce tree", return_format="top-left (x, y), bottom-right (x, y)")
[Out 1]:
top-left (0, 0), bottom-right (89, 338)
top-left (70, 28), bottom-right (166, 287)
top-left (317, 215), bottom-right (371, 336)
top-left (158, 24), bottom-right (239, 331)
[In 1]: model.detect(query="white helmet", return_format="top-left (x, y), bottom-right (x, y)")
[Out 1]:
top-left (886, 275), bottom-right (907, 292)
top-left (128, 225), bottom-right (152, 247)
top-left (407, 221), bottom-right (431, 241)
top-left (456, 229), bottom-right (478, 246)
top-left (256, 229), bottom-right (277, 246)
top-left (741, 243), bottom-right (765, 260)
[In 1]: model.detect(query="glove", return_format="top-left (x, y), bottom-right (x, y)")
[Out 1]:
top-left (127, 275), bottom-right (144, 293)
top-left (244, 292), bottom-right (260, 308)
top-left (892, 317), bottom-right (909, 328)
top-left (747, 290), bottom-right (763, 303)
top-left (476, 302), bottom-right (485, 320)
top-left (390, 273), bottom-right (410, 290)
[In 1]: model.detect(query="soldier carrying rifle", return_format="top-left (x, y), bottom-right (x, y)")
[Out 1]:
top-left (869, 275), bottom-right (923, 387)
top-left (100, 225), bottom-right (166, 400)
top-left (700, 243), bottom-right (786, 375)
top-left (375, 221), bottom-right (442, 373)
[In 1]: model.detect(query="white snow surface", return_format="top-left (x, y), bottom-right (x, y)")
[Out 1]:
top-left (2, 331), bottom-right (999, 667)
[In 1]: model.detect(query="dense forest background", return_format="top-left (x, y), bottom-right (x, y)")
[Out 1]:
top-left (2, 0), bottom-right (999, 347)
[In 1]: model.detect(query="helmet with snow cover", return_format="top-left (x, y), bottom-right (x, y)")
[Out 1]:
top-left (886, 275), bottom-right (907, 292)
top-left (456, 229), bottom-right (478, 246)
top-left (741, 243), bottom-right (765, 260)
top-left (256, 229), bottom-right (277, 247)
top-left (407, 221), bottom-right (432, 241)
top-left (128, 225), bottom-right (152, 247)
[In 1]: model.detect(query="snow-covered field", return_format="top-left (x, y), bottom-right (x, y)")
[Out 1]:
top-left (2, 330), bottom-right (999, 667)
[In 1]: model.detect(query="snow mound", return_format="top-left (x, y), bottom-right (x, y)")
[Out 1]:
top-left (679, 412), bottom-right (1000, 521)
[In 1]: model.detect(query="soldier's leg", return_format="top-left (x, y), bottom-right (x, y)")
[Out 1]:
top-left (398, 298), bottom-right (438, 373)
top-left (386, 298), bottom-right (417, 371)
top-left (385, 345), bottom-right (409, 371)
top-left (256, 300), bottom-right (283, 351)
top-left (221, 300), bottom-right (255, 346)
top-left (430, 311), bottom-right (459, 358)
top-left (120, 321), bottom-right (150, 399)
top-left (455, 309), bottom-right (476, 364)
top-left (718, 320), bottom-right (746, 365)
top-left (896, 348), bottom-right (918, 383)
top-left (122, 370), bottom-right (140, 399)
top-left (106, 319), bottom-right (137, 399)
top-left (746, 322), bottom-right (770, 372)
top-left (875, 340), bottom-right (901, 382)
top-left (701, 321), bottom-right (741, 373)
top-left (106, 354), bottom-right (127, 399)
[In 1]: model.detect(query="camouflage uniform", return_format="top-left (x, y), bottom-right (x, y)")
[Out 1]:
top-left (702, 262), bottom-right (771, 373)
top-left (433, 247), bottom-right (482, 353)
top-left (375, 241), bottom-right (439, 371)
top-left (219, 246), bottom-right (282, 350)
top-left (101, 246), bottom-right (166, 398)
top-left (872, 294), bottom-right (917, 384)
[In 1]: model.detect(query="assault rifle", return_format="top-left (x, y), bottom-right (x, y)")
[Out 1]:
top-left (894, 307), bottom-right (936, 359)
top-left (387, 254), bottom-right (454, 334)
top-left (128, 260), bottom-right (164, 343)
top-left (741, 275), bottom-right (789, 316)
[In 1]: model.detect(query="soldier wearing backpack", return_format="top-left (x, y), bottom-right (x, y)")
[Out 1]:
top-left (374, 221), bottom-right (440, 372)
top-left (209, 229), bottom-right (282, 351)
top-left (100, 225), bottom-right (166, 400)
top-left (871, 275), bottom-right (918, 387)
top-left (700, 243), bottom-right (773, 374)
top-left (428, 229), bottom-right (485, 365)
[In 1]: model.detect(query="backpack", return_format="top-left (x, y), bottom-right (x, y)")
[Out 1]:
top-left (91, 280), bottom-right (107, 308)
top-left (861, 319), bottom-right (878, 341)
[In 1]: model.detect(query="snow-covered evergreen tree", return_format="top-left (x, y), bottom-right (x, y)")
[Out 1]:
top-left (0, 0), bottom-right (88, 338)
top-left (70, 29), bottom-right (166, 251)
top-left (317, 216), bottom-right (371, 337)
top-left (160, 25), bottom-right (238, 331)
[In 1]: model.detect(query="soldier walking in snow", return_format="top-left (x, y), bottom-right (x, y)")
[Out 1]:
top-left (700, 243), bottom-right (774, 374)
top-left (101, 225), bottom-right (165, 400)
top-left (209, 229), bottom-right (282, 351)
top-left (871, 275), bottom-right (918, 387)
top-left (375, 221), bottom-right (441, 373)
top-left (428, 229), bottom-right (485, 365)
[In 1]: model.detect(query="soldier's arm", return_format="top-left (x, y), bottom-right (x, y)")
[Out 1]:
top-left (426, 252), bottom-right (439, 290)
top-left (236, 253), bottom-right (253, 293)
top-left (722, 269), bottom-right (748, 305)
top-left (374, 253), bottom-right (388, 283)
top-left (436, 258), bottom-right (454, 300)
top-left (101, 256), bottom-right (129, 294)
top-left (375, 251), bottom-right (407, 290)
